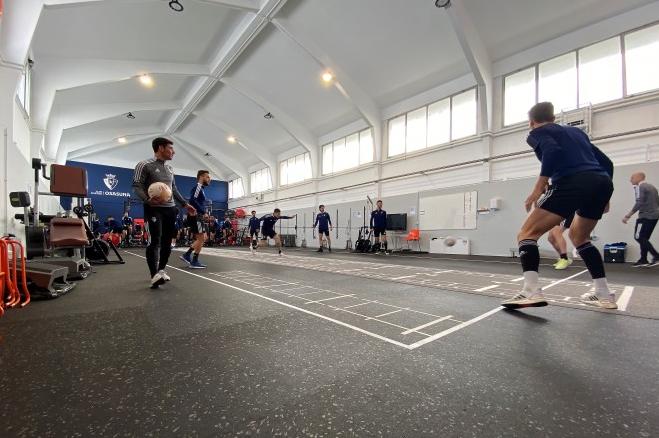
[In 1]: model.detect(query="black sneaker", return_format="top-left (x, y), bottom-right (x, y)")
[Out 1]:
top-left (328, 247), bottom-right (331, 252)
top-left (632, 260), bottom-right (650, 268)
top-left (645, 259), bottom-right (659, 268)
top-left (317, 248), bottom-right (323, 253)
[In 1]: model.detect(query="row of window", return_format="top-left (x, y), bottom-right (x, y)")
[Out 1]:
top-left (322, 128), bottom-right (373, 175)
top-left (280, 152), bottom-right (312, 186)
top-left (504, 22), bottom-right (659, 126)
top-left (388, 88), bottom-right (477, 157)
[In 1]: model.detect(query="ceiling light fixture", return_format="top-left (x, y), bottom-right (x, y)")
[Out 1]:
top-left (139, 74), bottom-right (154, 87)
top-left (227, 136), bottom-right (237, 144)
top-left (434, 0), bottom-right (451, 8)
top-left (321, 71), bottom-right (334, 83)
top-left (117, 137), bottom-right (127, 144)
top-left (126, 112), bottom-right (136, 119)
top-left (169, 0), bottom-right (184, 12)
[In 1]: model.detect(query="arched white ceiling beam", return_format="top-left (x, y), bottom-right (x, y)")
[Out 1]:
top-left (172, 133), bottom-right (249, 184)
top-left (164, 0), bottom-right (288, 134)
top-left (192, 109), bottom-right (277, 171)
top-left (31, 57), bottom-right (208, 139)
top-left (167, 137), bottom-right (230, 181)
top-left (220, 77), bottom-right (320, 177)
top-left (47, 100), bottom-right (180, 163)
top-left (67, 133), bottom-right (158, 160)
top-left (443, 0), bottom-right (493, 133)
top-left (271, 19), bottom-right (384, 162)
top-left (0, 0), bottom-right (41, 67)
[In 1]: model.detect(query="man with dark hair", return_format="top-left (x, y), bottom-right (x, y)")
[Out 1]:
top-left (248, 210), bottom-right (260, 253)
top-left (259, 208), bottom-right (296, 256)
top-left (502, 102), bottom-right (617, 310)
top-left (314, 204), bottom-right (333, 253)
top-left (370, 200), bottom-right (388, 254)
top-left (133, 137), bottom-right (195, 288)
top-left (180, 170), bottom-right (211, 269)
top-left (623, 171), bottom-right (659, 267)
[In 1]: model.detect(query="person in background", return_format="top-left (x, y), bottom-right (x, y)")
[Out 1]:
top-left (180, 170), bottom-right (211, 269)
top-left (248, 210), bottom-right (260, 253)
top-left (207, 215), bottom-right (218, 245)
top-left (623, 171), bottom-right (659, 268)
top-left (121, 212), bottom-right (134, 246)
top-left (314, 205), bottom-right (333, 253)
top-left (259, 208), bottom-right (297, 256)
top-left (370, 200), bottom-right (388, 254)
top-left (222, 215), bottom-right (232, 244)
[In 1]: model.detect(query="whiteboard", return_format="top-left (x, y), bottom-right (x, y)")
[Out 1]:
top-left (418, 191), bottom-right (477, 230)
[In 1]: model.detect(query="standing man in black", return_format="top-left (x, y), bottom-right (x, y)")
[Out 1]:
top-left (370, 200), bottom-right (388, 254)
top-left (133, 137), bottom-right (195, 288)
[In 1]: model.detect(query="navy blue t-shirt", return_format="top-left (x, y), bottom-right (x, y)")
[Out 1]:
top-left (370, 209), bottom-right (387, 229)
top-left (248, 216), bottom-right (260, 232)
top-left (260, 214), bottom-right (293, 233)
top-left (527, 124), bottom-right (610, 182)
top-left (314, 212), bottom-right (332, 231)
top-left (188, 183), bottom-right (206, 215)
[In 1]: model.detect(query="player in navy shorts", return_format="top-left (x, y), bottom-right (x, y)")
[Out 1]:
top-left (314, 205), bottom-right (333, 253)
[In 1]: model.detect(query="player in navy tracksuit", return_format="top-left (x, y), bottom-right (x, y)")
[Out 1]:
top-left (503, 102), bottom-right (617, 310)
top-left (314, 205), bottom-right (333, 253)
top-left (370, 200), bottom-right (388, 253)
top-left (180, 170), bottom-right (211, 269)
top-left (121, 212), bottom-right (134, 245)
top-left (248, 210), bottom-right (260, 252)
top-left (259, 208), bottom-right (296, 256)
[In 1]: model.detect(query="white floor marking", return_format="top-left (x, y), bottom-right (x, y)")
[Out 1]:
top-left (541, 269), bottom-right (588, 290)
top-left (304, 295), bottom-right (354, 304)
top-left (343, 302), bottom-right (375, 309)
top-left (474, 285), bottom-right (499, 292)
top-left (616, 286), bottom-right (634, 311)
top-left (511, 277), bottom-right (524, 282)
top-left (373, 309), bottom-right (404, 318)
top-left (128, 253), bottom-right (411, 349)
top-left (391, 275), bottom-right (417, 280)
top-left (401, 315), bottom-right (455, 335)
top-left (407, 307), bottom-right (504, 349)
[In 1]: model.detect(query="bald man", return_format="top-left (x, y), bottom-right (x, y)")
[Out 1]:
top-left (623, 172), bottom-right (659, 268)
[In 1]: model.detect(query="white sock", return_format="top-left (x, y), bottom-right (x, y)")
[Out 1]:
top-left (522, 271), bottom-right (540, 295)
top-left (593, 278), bottom-right (611, 297)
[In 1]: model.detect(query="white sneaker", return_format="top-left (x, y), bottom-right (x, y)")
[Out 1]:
top-left (159, 270), bottom-right (171, 282)
top-left (150, 272), bottom-right (166, 288)
top-left (580, 292), bottom-right (617, 309)
top-left (278, 250), bottom-right (283, 256)
top-left (501, 292), bottom-right (548, 309)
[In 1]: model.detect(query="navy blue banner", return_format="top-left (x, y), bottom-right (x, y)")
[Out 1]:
top-left (66, 161), bottom-right (228, 225)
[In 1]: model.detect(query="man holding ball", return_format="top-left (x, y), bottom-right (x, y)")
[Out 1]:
top-left (133, 137), bottom-right (195, 288)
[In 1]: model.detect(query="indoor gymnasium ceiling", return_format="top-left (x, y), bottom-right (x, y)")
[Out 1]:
top-left (15, 0), bottom-right (659, 178)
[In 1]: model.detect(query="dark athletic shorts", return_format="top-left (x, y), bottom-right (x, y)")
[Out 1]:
top-left (249, 229), bottom-right (259, 238)
top-left (186, 215), bottom-right (203, 235)
top-left (561, 212), bottom-right (575, 229)
top-left (538, 172), bottom-right (613, 221)
top-left (262, 228), bottom-right (276, 239)
top-left (372, 227), bottom-right (386, 238)
top-left (318, 229), bottom-right (330, 237)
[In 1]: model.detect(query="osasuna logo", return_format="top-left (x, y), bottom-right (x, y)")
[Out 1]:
top-left (103, 174), bottom-right (119, 190)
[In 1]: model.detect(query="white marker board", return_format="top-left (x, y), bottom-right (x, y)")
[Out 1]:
top-left (419, 191), bottom-right (477, 230)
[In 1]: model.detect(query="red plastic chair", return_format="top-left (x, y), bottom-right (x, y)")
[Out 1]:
top-left (404, 228), bottom-right (421, 252)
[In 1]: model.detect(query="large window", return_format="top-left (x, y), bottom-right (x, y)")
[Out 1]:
top-left (228, 178), bottom-right (244, 199)
top-left (16, 65), bottom-right (31, 115)
top-left (625, 23), bottom-right (659, 95)
top-left (387, 88), bottom-right (477, 157)
top-left (322, 128), bottom-right (374, 175)
top-left (280, 152), bottom-right (312, 186)
top-left (249, 168), bottom-right (272, 194)
top-left (503, 23), bottom-right (659, 126)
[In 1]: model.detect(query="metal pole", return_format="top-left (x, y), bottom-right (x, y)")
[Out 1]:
top-left (3, 128), bottom-right (8, 235)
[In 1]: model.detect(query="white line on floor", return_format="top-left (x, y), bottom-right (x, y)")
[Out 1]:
top-left (474, 285), bottom-right (499, 292)
top-left (373, 309), bottom-right (404, 318)
top-left (401, 315), bottom-right (455, 335)
top-left (391, 275), bottom-right (417, 280)
top-left (343, 301), bottom-right (375, 309)
top-left (127, 252), bottom-right (411, 350)
top-left (616, 286), bottom-right (634, 311)
top-left (541, 269), bottom-right (588, 290)
top-left (511, 277), bottom-right (524, 282)
top-left (407, 307), bottom-right (504, 349)
top-left (305, 295), bottom-right (355, 304)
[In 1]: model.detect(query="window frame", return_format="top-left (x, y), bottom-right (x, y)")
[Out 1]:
top-left (322, 128), bottom-right (375, 176)
top-left (279, 152), bottom-right (312, 187)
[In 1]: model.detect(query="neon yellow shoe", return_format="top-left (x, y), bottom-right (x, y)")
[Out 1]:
top-left (552, 258), bottom-right (561, 267)
top-left (554, 258), bottom-right (573, 270)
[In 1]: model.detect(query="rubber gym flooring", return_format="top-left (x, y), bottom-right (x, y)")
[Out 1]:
top-left (1, 247), bottom-right (658, 437)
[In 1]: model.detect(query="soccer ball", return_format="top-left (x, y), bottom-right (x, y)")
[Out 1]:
top-left (148, 182), bottom-right (172, 201)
